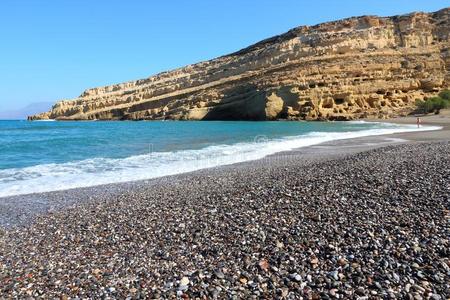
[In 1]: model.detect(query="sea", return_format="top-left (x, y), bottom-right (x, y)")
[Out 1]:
top-left (0, 120), bottom-right (440, 197)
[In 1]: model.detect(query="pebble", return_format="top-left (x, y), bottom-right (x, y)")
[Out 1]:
top-left (0, 142), bottom-right (449, 298)
top-left (180, 277), bottom-right (190, 286)
top-left (214, 270), bottom-right (225, 279)
top-left (290, 273), bottom-right (302, 282)
top-left (328, 271), bottom-right (339, 281)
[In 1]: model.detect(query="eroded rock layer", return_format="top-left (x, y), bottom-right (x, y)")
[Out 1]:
top-left (30, 8), bottom-right (450, 121)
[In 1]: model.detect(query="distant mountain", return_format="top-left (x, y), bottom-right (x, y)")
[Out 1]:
top-left (0, 102), bottom-right (54, 120)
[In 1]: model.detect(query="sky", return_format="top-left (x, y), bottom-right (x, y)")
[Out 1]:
top-left (0, 0), bottom-right (448, 111)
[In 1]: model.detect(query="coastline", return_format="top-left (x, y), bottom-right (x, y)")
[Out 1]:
top-left (1, 112), bottom-right (449, 228)
top-left (0, 113), bottom-right (449, 297)
top-left (368, 110), bottom-right (450, 142)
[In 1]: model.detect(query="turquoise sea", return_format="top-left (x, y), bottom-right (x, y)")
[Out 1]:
top-left (0, 120), bottom-right (439, 197)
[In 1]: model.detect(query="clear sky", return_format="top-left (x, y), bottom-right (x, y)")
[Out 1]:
top-left (0, 0), bottom-right (448, 111)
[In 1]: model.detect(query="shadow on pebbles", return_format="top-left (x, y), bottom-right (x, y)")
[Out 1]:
top-left (0, 142), bottom-right (449, 299)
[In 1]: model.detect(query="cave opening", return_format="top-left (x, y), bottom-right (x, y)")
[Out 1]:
top-left (334, 98), bottom-right (345, 105)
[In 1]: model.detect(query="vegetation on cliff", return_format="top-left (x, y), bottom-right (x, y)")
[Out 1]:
top-left (416, 90), bottom-right (450, 114)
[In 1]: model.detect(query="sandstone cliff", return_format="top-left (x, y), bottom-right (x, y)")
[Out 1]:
top-left (30, 8), bottom-right (450, 121)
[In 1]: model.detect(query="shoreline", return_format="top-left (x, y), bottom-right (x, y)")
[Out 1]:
top-left (367, 109), bottom-right (450, 142)
top-left (1, 113), bottom-right (449, 228)
top-left (1, 142), bottom-right (449, 297)
top-left (0, 112), bottom-right (449, 297)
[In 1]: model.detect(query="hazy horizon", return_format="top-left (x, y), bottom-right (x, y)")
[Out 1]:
top-left (0, 0), bottom-right (448, 112)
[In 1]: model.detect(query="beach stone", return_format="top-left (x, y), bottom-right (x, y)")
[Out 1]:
top-left (214, 270), bottom-right (225, 279)
top-left (328, 271), bottom-right (339, 281)
top-left (180, 277), bottom-right (190, 286)
top-left (0, 142), bottom-right (449, 298)
top-left (290, 273), bottom-right (302, 282)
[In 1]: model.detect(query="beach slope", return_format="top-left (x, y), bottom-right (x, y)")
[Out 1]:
top-left (1, 135), bottom-right (449, 298)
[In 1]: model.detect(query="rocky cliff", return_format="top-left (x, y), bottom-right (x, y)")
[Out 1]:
top-left (30, 8), bottom-right (450, 121)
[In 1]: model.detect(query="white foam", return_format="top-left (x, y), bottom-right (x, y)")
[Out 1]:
top-left (0, 123), bottom-right (441, 197)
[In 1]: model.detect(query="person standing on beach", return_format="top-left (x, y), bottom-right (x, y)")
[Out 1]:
top-left (417, 117), bottom-right (421, 128)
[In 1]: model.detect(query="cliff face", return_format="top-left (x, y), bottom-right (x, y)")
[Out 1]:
top-left (30, 8), bottom-right (450, 121)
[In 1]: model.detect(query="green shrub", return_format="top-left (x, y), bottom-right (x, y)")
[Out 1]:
top-left (416, 95), bottom-right (449, 114)
top-left (432, 97), bottom-right (449, 113)
top-left (416, 99), bottom-right (434, 113)
top-left (438, 89), bottom-right (450, 101)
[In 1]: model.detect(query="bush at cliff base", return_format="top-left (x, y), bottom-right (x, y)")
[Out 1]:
top-left (416, 90), bottom-right (450, 114)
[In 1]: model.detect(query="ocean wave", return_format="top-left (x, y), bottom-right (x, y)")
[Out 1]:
top-left (0, 123), bottom-right (441, 197)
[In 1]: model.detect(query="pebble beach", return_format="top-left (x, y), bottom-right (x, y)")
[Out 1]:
top-left (1, 129), bottom-right (449, 299)
top-left (2, 2), bottom-right (450, 298)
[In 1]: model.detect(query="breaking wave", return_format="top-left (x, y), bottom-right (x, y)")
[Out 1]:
top-left (0, 123), bottom-right (441, 197)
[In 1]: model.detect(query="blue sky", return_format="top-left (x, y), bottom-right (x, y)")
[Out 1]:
top-left (0, 0), bottom-right (448, 111)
